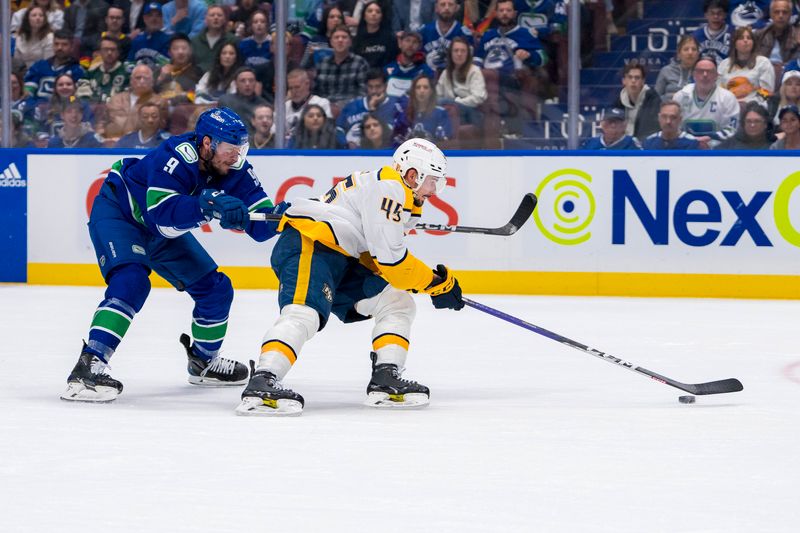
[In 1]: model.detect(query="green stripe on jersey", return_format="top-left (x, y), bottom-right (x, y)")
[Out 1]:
top-left (249, 198), bottom-right (275, 211)
top-left (192, 320), bottom-right (228, 342)
top-left (91, 308), bottom-right (132, 338)
top-left (146, 187), bottom-right (179, 211)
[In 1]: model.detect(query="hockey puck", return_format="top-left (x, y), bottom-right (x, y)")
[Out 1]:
top-left (678, 395), bottom-right (696, 404)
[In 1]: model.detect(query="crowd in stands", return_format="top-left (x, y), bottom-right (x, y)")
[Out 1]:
top-left (2, 0), bottom-right (568, 150)
top-left (583, 0), bottom-right (800, 151)
top-left (5, 0), bottom-right (800, 151)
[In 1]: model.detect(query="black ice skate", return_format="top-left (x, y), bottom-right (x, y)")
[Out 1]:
top-left (60, 344), bottom-right (123, 403)
top-left (235, 365), bottom-right (304, 416)
top-left (365, 352), bottom-right (430, 409)
top-left (180, 334), bottom-right (249, 386)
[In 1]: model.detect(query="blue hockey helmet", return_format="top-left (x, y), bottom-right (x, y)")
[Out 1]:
top-left (195, 107), bottom-right (250, 166)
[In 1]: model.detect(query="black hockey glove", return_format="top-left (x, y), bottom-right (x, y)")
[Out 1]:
top-left (199, 189), bottom-right (249, 230)
top-left (424, 264), bottom-right (464, 311)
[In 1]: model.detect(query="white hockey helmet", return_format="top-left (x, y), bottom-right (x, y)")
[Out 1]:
top-left (392, 138), bottom-right (448, 194)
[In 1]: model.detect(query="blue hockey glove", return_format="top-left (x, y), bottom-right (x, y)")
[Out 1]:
top-left (199, 189), bottom-right (249, 230)
top-left (263, 201), bottom-right (291, 240)
top-left (424, 264), bottom-right (464, 310)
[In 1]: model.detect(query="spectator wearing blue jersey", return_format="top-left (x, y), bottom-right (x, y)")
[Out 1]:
top-left (513, 0), bottom-right (565, 40)
top-left (288, 103), bottom-right (347, 148)
top-left (239, 10), bottom-right (272, 70)
top-left (692, 0), bottom-right (733, 64)
top-left (24, 31), bottom-right (86, 103)
top-left (581, 107), bottom-right (642, 150)
top-left (474, 0), bottom-right (547, 134)
top-left (60, 107), bottom-right (288, 403)
top-left (656, 35), bottom-right (700, 102)
top-left (161, 0), bottom-right (208, 39)
top-left (115, 101), bottom-right (170, 148)
top-left (337, 68), bottom-right (402, 146)
top-left (643, 101), bottom-right (701, 150)
top-left (359, 112), bottom-right (393, 148)
top-left (385, 30), bottom-right (435, 98)
top-left (315, 25), bottom-right (370, 107)
top-left (47, 97), bottom-right (104, 147)
top-left (128, 3), bottom-right (171, 69)
top-left (420, 0), bottom-right (472, 72)
top-left (354, 1), bottom-right (399, 69)
top-left (395, 73), bottom-right (453, 143)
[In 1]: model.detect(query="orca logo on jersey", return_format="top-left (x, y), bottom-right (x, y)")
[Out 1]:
top-left (533, 168), bottom-right (596, 245)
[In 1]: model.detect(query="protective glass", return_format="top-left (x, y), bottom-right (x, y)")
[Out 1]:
top-left (216, 141), bottom-right (249, 167)
top-left (423, 174), bottom-right (447, 195)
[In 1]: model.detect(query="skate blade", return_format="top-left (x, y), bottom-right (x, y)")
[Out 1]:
top-left (364, 392), bottom-right (429, 409)
top-left (60, 382), bottom-right (119, 403)
top-left (235, 396), bottom-right (303, 416)
top-left (188, 375), bottom-right (248, 387)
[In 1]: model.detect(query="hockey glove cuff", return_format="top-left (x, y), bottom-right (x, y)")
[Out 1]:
top-left (264, 201), bottom-right (291, 239)
top-left (199, 189), bottom-right (249, 230)
top-left (424, 264), bottom-right (464, 310)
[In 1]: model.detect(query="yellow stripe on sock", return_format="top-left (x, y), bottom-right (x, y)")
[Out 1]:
top-left (372, 333), bottom-right (410, 351)
top-left (261, 340), bottom-right (297, 365)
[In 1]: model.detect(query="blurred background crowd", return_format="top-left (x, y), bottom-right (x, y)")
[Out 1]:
top-left (3, 0), bottom-right (800, 151)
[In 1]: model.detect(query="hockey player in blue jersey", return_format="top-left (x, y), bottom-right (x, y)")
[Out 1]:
top-left (61, 107), bottom-right (288, 403)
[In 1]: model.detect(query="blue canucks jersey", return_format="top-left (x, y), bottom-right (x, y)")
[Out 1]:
top-left (514, 0), bottom-right (567, 39)
top-left (474, 25), bottom-right (546, 74)
top-left (691, 24), bottom-right (733, 63)
top-left (642, 132), bottom-right (700, 150)
top-left (105, 133), bottom-right (277, 241)
top-left (23, 58), bottom-right (86, 102)
top-left (420, 20), bottom-right (472, 71)
top-left (239, 37), bottom-right (272, 68)
top-left (127, 31), bottom-right (171, 68)
top-left (384, 61), bottom-right (436, 98)
top-left (336, 96), bottom-right (402, 145)
top-left (582, 135), bottom-right (642, 150)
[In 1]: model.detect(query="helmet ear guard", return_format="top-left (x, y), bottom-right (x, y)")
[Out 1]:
top-left (392, 138), bottom-right (448, 193)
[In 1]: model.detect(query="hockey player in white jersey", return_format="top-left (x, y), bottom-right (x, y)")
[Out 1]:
top-left (236, 138), bottom-right (464, 416)
top-left (672, 55), bottom-right (739, 148)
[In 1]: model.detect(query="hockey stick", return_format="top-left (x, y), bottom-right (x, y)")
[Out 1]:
top-left (462, 298), bottom-right (744, 396)
top-left (249, 193), bottom-right (538, 236)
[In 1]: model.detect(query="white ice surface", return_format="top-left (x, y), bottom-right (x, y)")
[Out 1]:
top-left (1, 285), bottom-right (798, 533)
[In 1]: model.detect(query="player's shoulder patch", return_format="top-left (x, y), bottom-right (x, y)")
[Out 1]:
top-left (172, 141), bottom-right (198, 164)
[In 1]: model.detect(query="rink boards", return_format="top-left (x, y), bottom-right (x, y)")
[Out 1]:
top-left (3, 148), bottom-right (800, 298)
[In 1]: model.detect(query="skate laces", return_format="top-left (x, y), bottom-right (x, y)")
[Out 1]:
top-left (90, 357), bottom-right (112, 376)
top-left (201, 356), bottom-right (236, 377)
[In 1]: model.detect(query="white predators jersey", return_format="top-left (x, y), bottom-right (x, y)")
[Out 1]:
top-left (279, 165), bottom-right (434, 292)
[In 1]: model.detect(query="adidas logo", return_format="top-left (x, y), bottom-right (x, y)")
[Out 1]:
top-left (0, 162), bottom-right (27, 188)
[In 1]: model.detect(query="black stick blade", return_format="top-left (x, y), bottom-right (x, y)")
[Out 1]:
top-left (686, 378), bottom-right (744, 396)
top-left (497, 193), bottom-right (538, 236)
